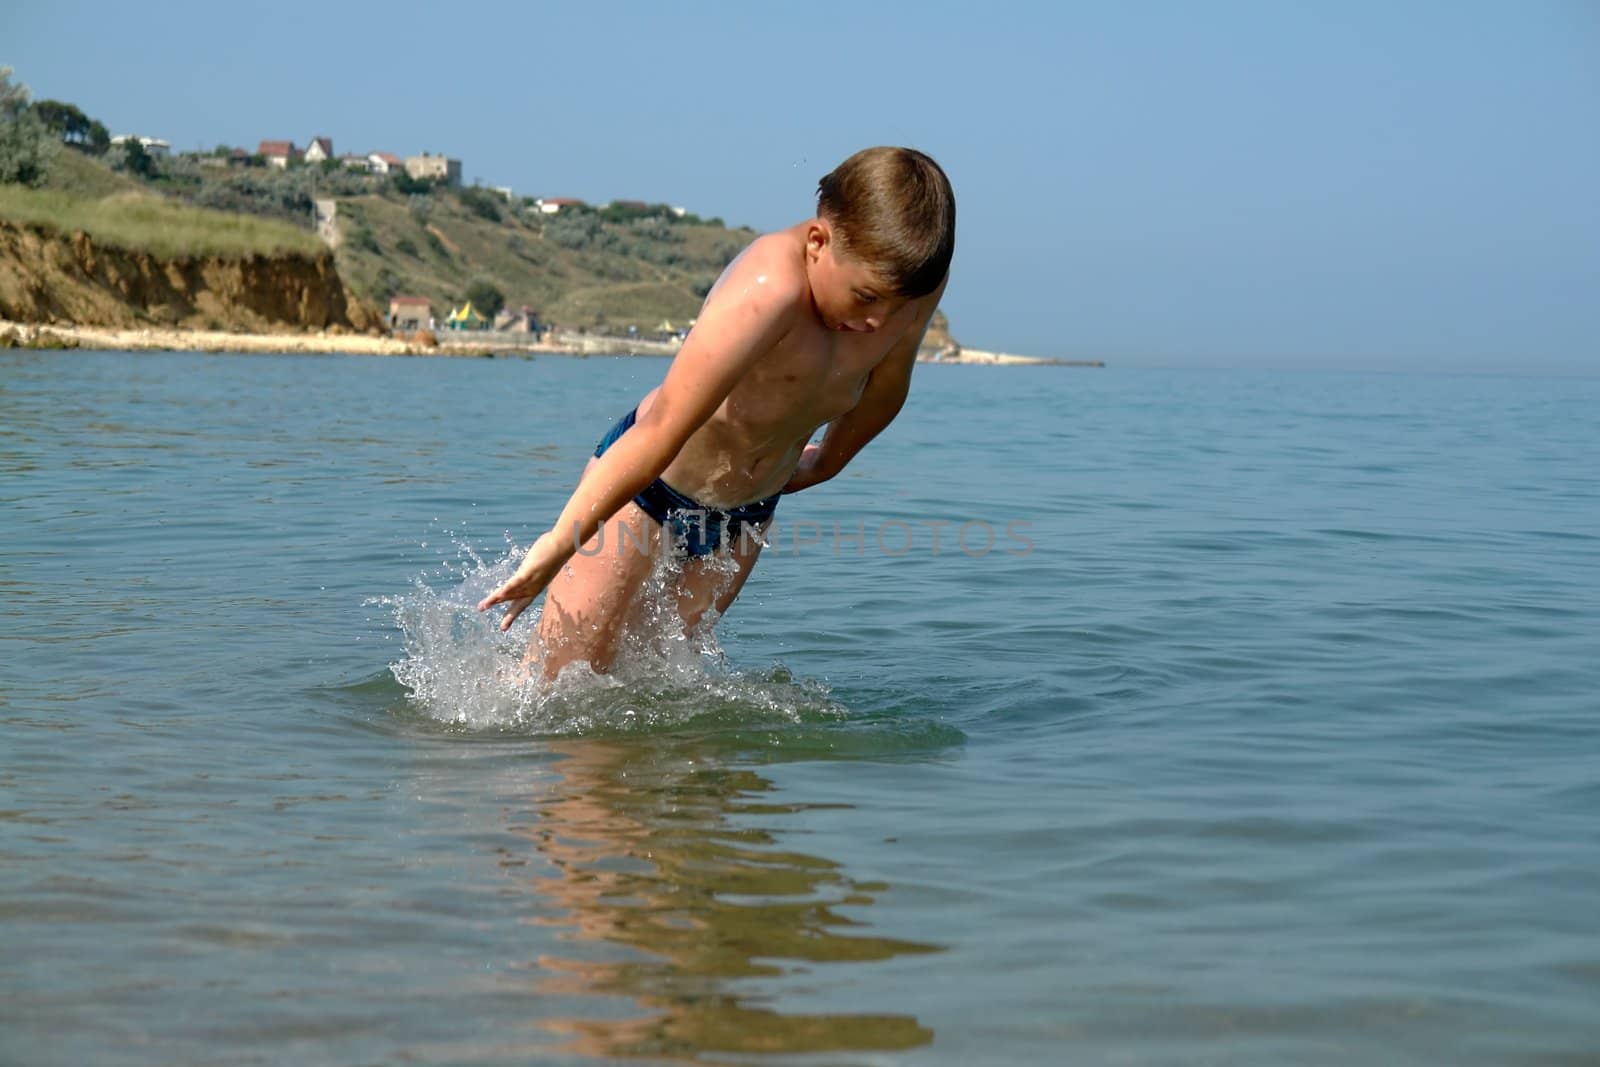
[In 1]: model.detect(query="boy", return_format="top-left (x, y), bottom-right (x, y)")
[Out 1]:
top-left (478, 146), bottom-right (955, 678)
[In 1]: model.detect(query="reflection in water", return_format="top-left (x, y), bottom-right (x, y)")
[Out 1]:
top-left (521, 739), bottom-right (940, 1062)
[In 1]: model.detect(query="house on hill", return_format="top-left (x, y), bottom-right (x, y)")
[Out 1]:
top-left (110, 135), bottom-right (171, 159)
top-left (405, 153), bottom-right (462, 187)
top-left (367, 152), bottom-right (404, 176)
top-left (535, 197), bottom-right (586, 214)
top-left (389, 295), bottom-right (433, 331)
top-left (304, 137), bottom-right (334, 164)
top-left (258, 140), bottom-right (302, 169)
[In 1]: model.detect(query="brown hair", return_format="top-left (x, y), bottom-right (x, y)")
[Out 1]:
top-left (816, 147), bottom-right (956, 299)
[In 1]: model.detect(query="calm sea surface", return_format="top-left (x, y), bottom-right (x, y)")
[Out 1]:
top-left (3, 350), bottom-right (1598, 1065)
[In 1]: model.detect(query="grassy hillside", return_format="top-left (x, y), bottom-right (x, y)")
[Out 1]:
top-left (5, 149), bottom-right (972, 347)
top-left (0, 185), bottom-right (324, 258)
top-left (331, 190), bottom-right (755, 329)
top-left (29, 151), bottom-right (757, 331)
top-left (38, 147), bottom-right (147, 199)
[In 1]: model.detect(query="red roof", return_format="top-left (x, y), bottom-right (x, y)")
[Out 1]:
top-left (371, 152), bottom-right (403, 165)
top-left (258, 140), bottom-right (297, 157)
top-left (390, 296), bottom-right (431, 307)
top-left (540, 197), bottom-right (585, 206)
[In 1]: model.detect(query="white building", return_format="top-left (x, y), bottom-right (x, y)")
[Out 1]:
top-left (257, 140), bottom-right (300, 169)
top-left (367, 152), bottom-right (404, 176)
top-left (303, 136), bottom-right (334, 164)
top-left (110, 135), bottom-right (171, 159)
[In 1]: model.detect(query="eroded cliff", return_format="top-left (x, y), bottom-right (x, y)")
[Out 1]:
top-left (0, 220), bottom-right (379, 332)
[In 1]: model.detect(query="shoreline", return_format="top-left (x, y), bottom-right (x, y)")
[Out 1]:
top-left (926, 347), bottom-right (1104, 367)
top-left (0, 320), bottom-right (1099, 366)
top-left (0, 320), bottom-right (526, 358)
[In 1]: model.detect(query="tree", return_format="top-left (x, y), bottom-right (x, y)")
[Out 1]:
top-left (0, 67), bottom-right (28, 117)
top-left (0, 68), bottom-right (57, 186)
top-left (454, 184), bottom-right (501, 223)
top-left (85, 120), bottom-right (110, 156)
top-left (32, 100), bottom-right (88, 141)
top-left (392, 171), bottom-right (434, 196)
top-left (118, 136), bottom-right (157, 179)
top-left (547, 211), bottom-right (601, 250)
top-left (464, 277), bottom-right (505, 320)
top-left (374, 267), bottom-right (403, 307)
top-left (31, 99), bottom-right (112, 156)
top-left (598, 200), bottom-right (672, 224)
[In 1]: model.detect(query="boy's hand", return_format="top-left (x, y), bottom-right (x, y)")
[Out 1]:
top-left (477, 531), bottom-right (567, 631)
top-left (781, 445), bottom-right (831, 494)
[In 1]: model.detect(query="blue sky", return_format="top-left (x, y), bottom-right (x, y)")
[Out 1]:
top-left (6, 0), bottom-right (1597, 370)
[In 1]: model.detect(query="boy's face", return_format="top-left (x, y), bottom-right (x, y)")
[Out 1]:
top-left (804, 221), bottom-right (907, 335)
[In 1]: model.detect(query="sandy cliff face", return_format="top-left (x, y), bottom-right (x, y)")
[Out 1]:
top-left (0, 221), bottom-right (380, 332)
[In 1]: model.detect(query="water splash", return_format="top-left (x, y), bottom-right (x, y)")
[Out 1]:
top-left (379, 534), bottom-right (847, 736)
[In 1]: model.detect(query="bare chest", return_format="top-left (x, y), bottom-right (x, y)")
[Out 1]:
top-left (727, 326), bottom-right (892, 429)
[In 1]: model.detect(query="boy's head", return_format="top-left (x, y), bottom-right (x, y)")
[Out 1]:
top-left (806, 147), bottom-right (955, 332)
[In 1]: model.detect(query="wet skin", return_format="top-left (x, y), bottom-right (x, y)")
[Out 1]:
top-left (479, 216), bottom-right (948, 675)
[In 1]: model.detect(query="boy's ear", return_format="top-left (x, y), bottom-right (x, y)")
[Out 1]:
top-left (804, 218), bottom-right (830, 263)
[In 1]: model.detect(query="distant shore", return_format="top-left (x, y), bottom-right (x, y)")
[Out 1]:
top-left (928, 347), bottom-right (1103, 367)
top-left (1, 320), bottom-right (528, 357)
top-left (0, 320), bottom-right (1098, 366)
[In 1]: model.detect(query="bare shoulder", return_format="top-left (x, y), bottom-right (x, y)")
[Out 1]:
top-left (702, 230), bottom-right (809, 314)
top-left (658, 230), bottom-right (809, 399)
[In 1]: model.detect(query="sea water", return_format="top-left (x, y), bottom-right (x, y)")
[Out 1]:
top-left (3, 350), bottom-right (1598, 1065)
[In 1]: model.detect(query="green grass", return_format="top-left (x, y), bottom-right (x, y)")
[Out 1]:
top-left (329, 190), bottom-right (754, 330)
top-left (40, 149), bottom-right (147, 199)
top-left (14, 147), bottom-right (759, 328)
top-left (0, 185), bottom-right (324, 259)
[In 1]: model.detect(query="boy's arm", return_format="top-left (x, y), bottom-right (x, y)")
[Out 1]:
top-left (783, 280), bottom-right (946, 494)
top-left (479, 250), bottom-right (800, 627)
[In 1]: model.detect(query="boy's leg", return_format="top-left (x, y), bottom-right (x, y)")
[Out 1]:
top-left (675, 520), bottom-right (769, 635)
top-left (531, 500), bottom-right (663, 679)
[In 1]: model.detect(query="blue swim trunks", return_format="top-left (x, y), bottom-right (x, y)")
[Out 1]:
top-left (593, 407), bottom-right (780, 557)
